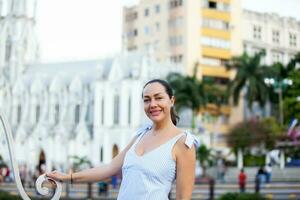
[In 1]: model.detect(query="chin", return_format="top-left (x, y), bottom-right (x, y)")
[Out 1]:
top-left (149, 115), bottom-right (164, 123)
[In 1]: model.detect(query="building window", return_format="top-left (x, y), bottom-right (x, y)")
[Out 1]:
top-left (289, 33), bottom-right (297, 47)
top-left (201, 37), bottom-right (230, 49)
top-left (75, 104), bottom-right (80, 124)
top-left (208, 1), bottom-right (217, 9)
top-left (168, 17), bottom-right (184, 28)
top-left (155, 22), bottom-right (160, 31)
top-left (17, 105), bottom-right (22, 124)
top-left (113, 95), bottom-right (120, 125)
top-left (127, 29), bottom-right (138, 38)
top-left (253, 25), bottom-right (262, 40)
top-left (100, 147), bottom-right (103, 162)
top-left (272, 30), bottom-right (280, 44)
top-left (55, 104), bottom-right (59, 124)
top-left (169, 35), bottom-right (183, 46)
top-left (128, 97), bottom-right (131, 125)
top-left (272, 51), bottom-right (283, 63)
top-left (202, 57), bottom-right (222, 66)
top-left (202, 18), bottom-right (229, 30)
top-left (144, 8), bottom-right (149, 17)
top-left (170, 54), bottom-right (183, 63)
top-left (144, 26), bottom-right (150, 35)
top-left (170, 0), bottom-right (183, 9)
top-left (5, 36), bottom-right (12, 62)
top-left (36, 105), bottom-right (40, 123)
top-left (155, 4), bottom-right (160, 13)
top-left (125, 12), bottom-right (138, 22)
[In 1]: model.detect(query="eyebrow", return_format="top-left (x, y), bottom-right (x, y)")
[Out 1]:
top-left (143, 93), bottom-right (163, 98)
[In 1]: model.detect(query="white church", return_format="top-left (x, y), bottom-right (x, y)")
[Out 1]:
top-left (0, 0), bottom-right (185, 172)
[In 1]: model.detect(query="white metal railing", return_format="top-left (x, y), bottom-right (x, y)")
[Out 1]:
top-left (0, 109), bottom-right (62, 200)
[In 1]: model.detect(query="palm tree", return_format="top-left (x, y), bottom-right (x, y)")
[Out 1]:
top-left (226, 51), bottom-right (270, 109)
top-left (167, 63), bottom-right (206, 129)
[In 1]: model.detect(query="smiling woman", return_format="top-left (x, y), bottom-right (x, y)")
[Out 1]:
top-left (46, 79), bottom-right (199, 200)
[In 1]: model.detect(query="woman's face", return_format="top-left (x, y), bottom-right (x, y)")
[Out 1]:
top-left (142, 82), bottom-right (174, 124)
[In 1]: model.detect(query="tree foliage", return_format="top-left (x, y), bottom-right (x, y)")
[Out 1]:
top-left (226, 51), bottom-right (270, 108)
top-left (228, 117), bottom-right (282, 152)
top-left (167, 64), bottom-right (206, 128)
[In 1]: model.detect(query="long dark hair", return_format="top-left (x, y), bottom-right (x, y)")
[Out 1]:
top-left (143, 79), bottom-right (179, 125)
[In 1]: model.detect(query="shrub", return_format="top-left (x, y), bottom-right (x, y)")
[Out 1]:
top-left (0, 190), bottom-right (22, 200)
top-left (218, 192), bottom-right (267, 200)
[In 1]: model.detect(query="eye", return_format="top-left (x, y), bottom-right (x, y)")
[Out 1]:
top-left (156, 97), bottom-right (163, 100)
top-left (143, 99), bottom-right (150, 103)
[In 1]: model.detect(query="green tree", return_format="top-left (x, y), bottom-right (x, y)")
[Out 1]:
top-left (167, 64), bottom-right (206, 129)
top-left (283, 69), bottom-right (300, 122)
top-left (228, 117), bottom-right (282, 153)
top-left (226, 51), bottom-right (270, 108)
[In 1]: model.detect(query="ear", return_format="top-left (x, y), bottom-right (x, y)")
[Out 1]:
top-left (171, 96), bottom-right (175, 107)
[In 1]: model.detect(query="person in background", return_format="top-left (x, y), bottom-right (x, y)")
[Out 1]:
top-left (238, 168), bottom-right (247, 192)
top-left (265, 163), bottom-right (272, 183)
top-left (255, 166), bottom-right (265, 193)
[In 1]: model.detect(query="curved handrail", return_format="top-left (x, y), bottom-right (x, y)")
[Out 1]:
top-left (0, 109), bottom-right (62, 200)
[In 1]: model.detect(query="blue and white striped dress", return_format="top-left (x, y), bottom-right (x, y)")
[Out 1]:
top-left (117, 125), bottom-right (199, 200)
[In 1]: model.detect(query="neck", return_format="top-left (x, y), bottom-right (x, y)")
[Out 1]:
top-left (152, 118), bottom-right (175, 133)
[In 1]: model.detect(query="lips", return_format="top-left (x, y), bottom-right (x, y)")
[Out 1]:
top-left (150, 110), bottom-right (162, 116)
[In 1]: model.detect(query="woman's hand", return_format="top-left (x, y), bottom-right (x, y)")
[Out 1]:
top-left (46, 171), bottom-right (70, 183)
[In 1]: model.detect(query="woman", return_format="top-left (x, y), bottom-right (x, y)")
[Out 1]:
top-left (47, 79), bottom-right (199, 199)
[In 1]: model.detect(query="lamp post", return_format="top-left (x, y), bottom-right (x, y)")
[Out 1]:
top-left (264, 78), bottom-right (293, 125)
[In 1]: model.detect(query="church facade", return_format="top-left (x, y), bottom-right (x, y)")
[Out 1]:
top-left (0, 1), bottom-right (184, 171)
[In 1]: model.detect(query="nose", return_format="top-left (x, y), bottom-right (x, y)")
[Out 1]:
top-left (149, 99), bottom-right (157, 108)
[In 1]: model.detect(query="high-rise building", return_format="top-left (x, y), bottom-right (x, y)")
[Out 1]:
top-left (123, 0), bottom-right (243, 148)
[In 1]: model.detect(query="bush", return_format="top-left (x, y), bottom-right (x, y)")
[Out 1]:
top-left (218, 192), bottom-right (267, 200)
top-left (244, 154), bottom-right (265, 167)
top-left (0, 190), bottom-right (22, 200)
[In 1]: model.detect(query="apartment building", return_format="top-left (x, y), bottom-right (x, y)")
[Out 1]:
top-left (243, 10), bottom-right (300, 66)
top-left (123, 0), bottom-right (243, 148)
top-left (241, 10), bottom-right (300, 120)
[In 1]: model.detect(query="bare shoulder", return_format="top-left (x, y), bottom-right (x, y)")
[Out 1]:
top-left (173, 132), bottom-right (196, 160)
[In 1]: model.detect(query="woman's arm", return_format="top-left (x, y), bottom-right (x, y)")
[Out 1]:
top-left (46, 136), bottom-right (137, 183)
top-left (174, 137), bottom-right (196, 200)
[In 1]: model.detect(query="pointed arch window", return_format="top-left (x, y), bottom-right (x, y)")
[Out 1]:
top-left (75, 104), bottom-right (80, 124)
top-left (55, 104), bottom-right (59, 124)
top-left (128, 96), bottom-right (131, 125)
top-left (5, 36), bottom-right (12, 62)
top-left (36, 105), bottom-right (40, 123)
top-left (113, 95), bottom-right (120, 125)
top-left (100, 146), bottom-right (103, 162)
top-left (17, 104), bottom-right (22, 124)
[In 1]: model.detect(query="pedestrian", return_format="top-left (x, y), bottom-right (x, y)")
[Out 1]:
top-left (46, 79), bottom-right (199, 199)
top-left (238, 168), bottom-right (247, 192)
top-left (265, 163), bottom-right (272, 183)
top-left (255, 166), bottom-right (265, 193)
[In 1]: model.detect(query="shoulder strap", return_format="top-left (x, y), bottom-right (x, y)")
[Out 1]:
top-left (135, 124), bottom-right (152, 137)
top-left (183, 131), bottom-right (200, 149)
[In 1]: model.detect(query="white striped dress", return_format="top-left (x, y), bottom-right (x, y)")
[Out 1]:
top-left (117, 125), bottom-right (199, 200)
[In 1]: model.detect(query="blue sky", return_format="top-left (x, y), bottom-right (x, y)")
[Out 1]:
top-left (36, 0), bottom-right (300, 62)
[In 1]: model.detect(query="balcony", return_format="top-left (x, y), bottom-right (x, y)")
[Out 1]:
top-left (202, 46), bottom-right (231, 59)
top-left (202, 8), bottom-right (230, 21)
top-left (201, 27), bottom-right (231, 40)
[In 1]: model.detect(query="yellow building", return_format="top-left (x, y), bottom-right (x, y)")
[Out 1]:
top-left (122, 0), bottom-right (243, 148)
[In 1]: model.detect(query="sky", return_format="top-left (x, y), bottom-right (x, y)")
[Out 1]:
top-left (35, 0), bottom-right (300, 62)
